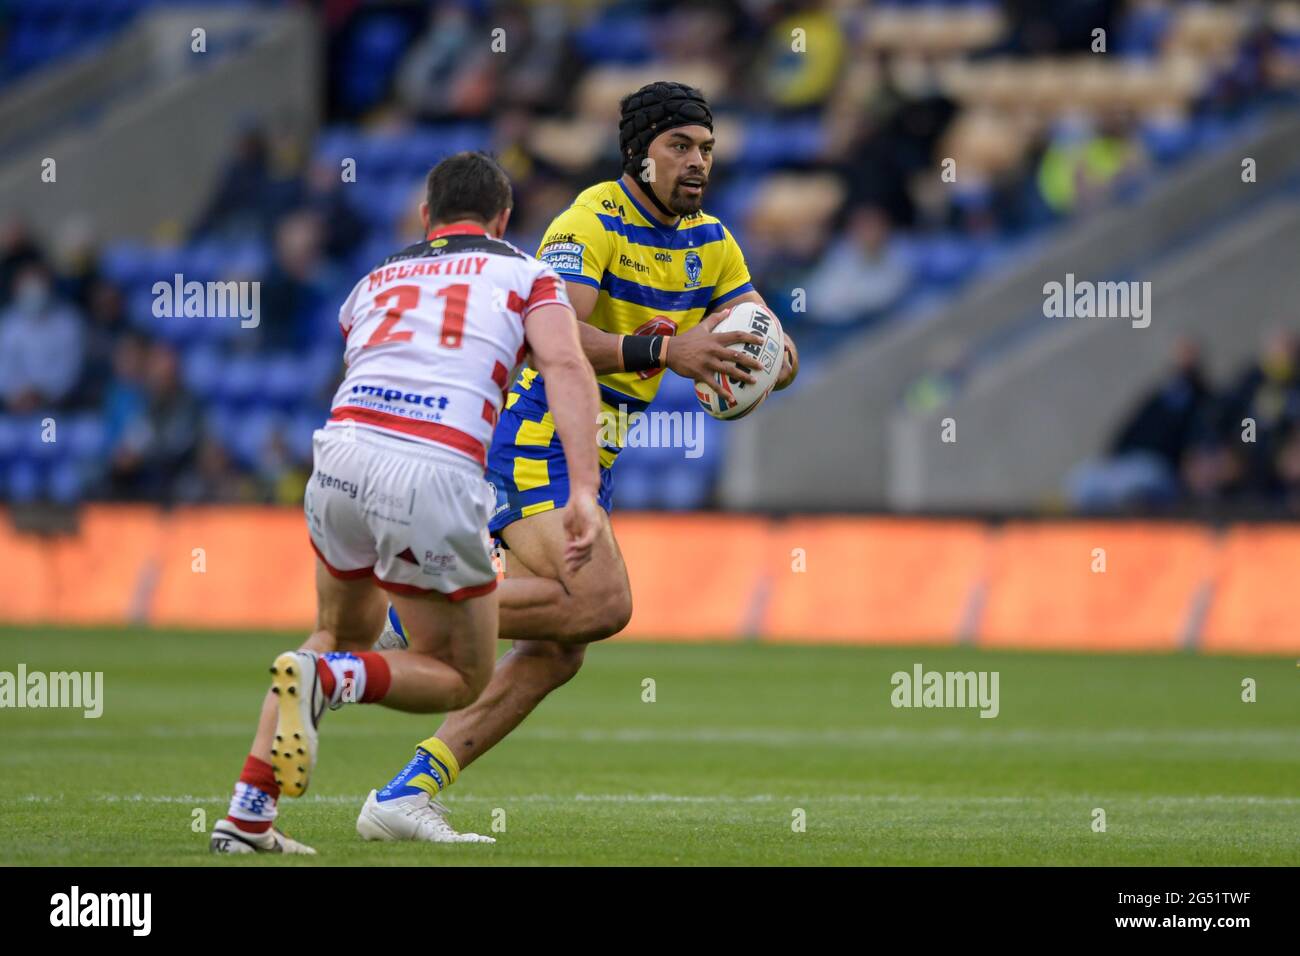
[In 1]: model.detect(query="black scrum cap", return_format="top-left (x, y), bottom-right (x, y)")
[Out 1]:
top-left (618, 81), bottom-right (713, 178)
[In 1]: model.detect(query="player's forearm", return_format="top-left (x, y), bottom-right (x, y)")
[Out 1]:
top-left (539, 356), bottom-right (602, 497)
top-left (577, 321), bottom-right (625, 376)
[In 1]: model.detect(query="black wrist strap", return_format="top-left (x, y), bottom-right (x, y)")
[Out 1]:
top-left (622, 334), bottom-right (663, 372)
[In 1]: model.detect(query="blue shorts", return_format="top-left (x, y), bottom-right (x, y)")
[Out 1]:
top-left (486, 392), bottom-right (614, 537)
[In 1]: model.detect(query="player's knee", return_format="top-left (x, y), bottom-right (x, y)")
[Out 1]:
top-left (578, 586), bottom-right (632, 643)
top-left (546, 644), bottom-right (587, 687)
top-left (441, 661), bottom-right (491, 711)
top-left (521, 642), bottom-right (587, 689)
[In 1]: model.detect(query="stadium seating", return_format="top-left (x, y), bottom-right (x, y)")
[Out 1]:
top-left (1, 0), bottom-right (1293, 507)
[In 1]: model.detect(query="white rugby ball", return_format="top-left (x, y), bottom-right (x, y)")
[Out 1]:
top-left (694, 302), bottom-right (785, 420)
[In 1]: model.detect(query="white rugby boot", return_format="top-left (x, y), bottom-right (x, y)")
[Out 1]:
top-left (268, 650), bottom-right (327, 798)
top-left (356, 789), bottom-right (495, 844)
top-left (209, 818), bottom-right (316, 855)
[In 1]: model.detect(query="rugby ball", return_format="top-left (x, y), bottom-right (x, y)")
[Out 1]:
top-left (694, 302), bottom-right (785, 420)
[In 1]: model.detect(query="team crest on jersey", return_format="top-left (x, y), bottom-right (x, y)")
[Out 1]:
top-left (683, 251), bottom-right (702, 289)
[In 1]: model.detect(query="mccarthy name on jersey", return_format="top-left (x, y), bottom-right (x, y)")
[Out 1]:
top-left (330, 225), bottom-right (569, 468)
top-left (511, 179), bottom-right (754, 468)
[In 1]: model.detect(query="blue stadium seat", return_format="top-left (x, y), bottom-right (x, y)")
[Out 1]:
top-left (48, 459), bottom-right (85, 504)
top-left (338, 14), bottom-right (412, 115)
top-left (612, 465), bottom-right (654, 509)
top-left (101, 243), bottom-right (154, 287)
top-left (182, 345), bottom-right (224, 401)
top-left (0, 417), bottom-right (22, 464)
top-left (1141, 118), bottom-right (1196, 166)
top-left (228, 409), bottom-right (281, 469)
top-left (20, 416), bottom-right (60, 462)
top-left (219, 353), bottom-right (262, 405)
top-left (262, 352), bottom-right (307, 409)
top-left (7, 461), bottom-right (42, 503)
top-left (573, 13), bottom-right (655, 64)
top-left (916, 234), bottom-right (979, 287)
top-left (660, 464), bottom-right (709, 510)
top-left (67, 414), bottom-right (107, 462)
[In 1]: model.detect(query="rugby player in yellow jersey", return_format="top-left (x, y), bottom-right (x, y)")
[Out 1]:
top-left (359, 81), bottom-right (798, 843)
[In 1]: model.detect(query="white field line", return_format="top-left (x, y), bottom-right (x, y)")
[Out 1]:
top-left (3, 724), bottom-right (1298, 746)
top-left (13, 792), bottom-right (1300, 807)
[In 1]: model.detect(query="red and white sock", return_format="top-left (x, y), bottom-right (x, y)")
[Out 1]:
top-left (316, 651), bottom-right (392, 707)
top-left (226, 754), bottom-right (279, 834)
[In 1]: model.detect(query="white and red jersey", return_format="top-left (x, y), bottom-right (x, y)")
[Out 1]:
top-left (328, 223), bottom-right (571, 467)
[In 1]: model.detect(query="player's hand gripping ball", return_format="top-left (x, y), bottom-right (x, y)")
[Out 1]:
top-left (694, 302), bottom-right (786, 420)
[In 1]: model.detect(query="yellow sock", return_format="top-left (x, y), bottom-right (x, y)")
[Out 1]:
top-left (418, 736), bottom-right (460, 788)
top-left (377, 736), bottom-right (460, 801)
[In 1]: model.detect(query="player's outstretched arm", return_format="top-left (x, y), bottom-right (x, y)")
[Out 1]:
top-left (525, 301), bottom-right (602, 572)
top-left (561, 281), bottom-right (766, 384)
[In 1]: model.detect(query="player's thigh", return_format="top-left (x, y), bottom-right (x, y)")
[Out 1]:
top-left (313, 558), bottom-right (387, 650)
top-left (389, 588), bottom-right (497, 685)
top-left (499, 505), bottom-right (630, 612)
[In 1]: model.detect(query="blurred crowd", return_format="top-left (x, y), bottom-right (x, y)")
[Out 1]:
top-left (1, 0), bottom-right (1297, 506)
top-left (1070, 333), bottom-right (1300, 516)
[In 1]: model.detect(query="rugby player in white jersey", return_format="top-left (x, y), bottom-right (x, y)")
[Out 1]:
top-left (210, 152), bottom-right (601, 854)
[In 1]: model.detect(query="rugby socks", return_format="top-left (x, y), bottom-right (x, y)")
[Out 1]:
top-left (375, 736), bottom-right (460, 803)
top-left (226, 755), bottom-right (279, 834)
top-left (315, 651), bottom-right (392, 706)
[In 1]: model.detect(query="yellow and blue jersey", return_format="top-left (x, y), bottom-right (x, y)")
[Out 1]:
top-left (486, 179), bottom-right (753, 533)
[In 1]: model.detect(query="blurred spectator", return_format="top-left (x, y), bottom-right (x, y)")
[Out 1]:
top-left (1000, 0), bottom-right (1122, 56)
top-left (193, 126), bottom-right (296, 243)
top-left (492, 5), bottom-right (572, 114)
top-left (294, 159), bottom-right (368, 263)
top-left (101, 334), bottom-right (150, 457)
top-left (1220, 329), bottom-right (1300, 495)
top-left (754, 4), bottom-right (845, 112)
top-left (0, 219), bottom-right (44, 302)
top-left (175, 437), bottom-right (259, 504)
top-left (258, 210), bottom-right (341, 350)
top-left (257, 429), bottom-right (311, 506)
top-left (105, 343), bottom-right (201, 502)
top-left (804, 206), bottom-right (912, 325)
top-left (0, 262), bottom-right (86, 412)
top-left (395, 4), bottom-right (496, 120)
top-left (79, 279), bottom-right (131, 408)
top-left (1037, 114), bottom-right (1147, 217)
top-left (1068, 338), bottom-right (1213, 511)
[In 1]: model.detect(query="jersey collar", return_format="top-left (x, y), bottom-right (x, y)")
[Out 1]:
top-left (427, 223), bottom-right (489, 240)
top-left (617, 179), bottom-right (680, 237)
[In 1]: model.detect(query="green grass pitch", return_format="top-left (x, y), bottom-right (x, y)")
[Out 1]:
top-left (1, 627), bottom-right (1297, 866)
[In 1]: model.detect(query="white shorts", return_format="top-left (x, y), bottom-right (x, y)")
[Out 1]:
top-left (304, 425), bottom-right (498, 600)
